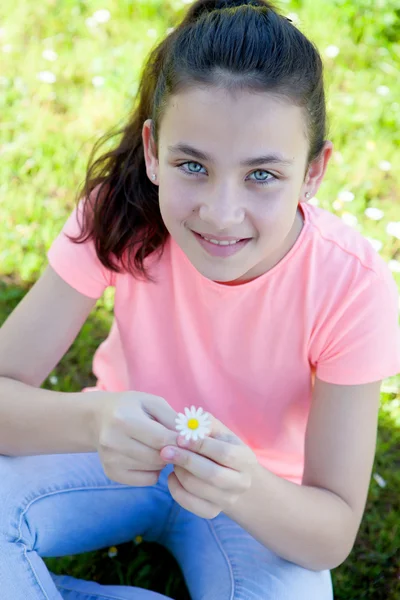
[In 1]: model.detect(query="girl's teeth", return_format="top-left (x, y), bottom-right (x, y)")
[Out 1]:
top-left (202, 236), bottom-right (240, 246)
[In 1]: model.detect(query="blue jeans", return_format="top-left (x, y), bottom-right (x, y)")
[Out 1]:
top-left (0, 452), bottom-right (334, 599)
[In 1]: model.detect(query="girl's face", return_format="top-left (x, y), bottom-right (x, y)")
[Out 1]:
top-left (143, 87), bottom-right (332, 284)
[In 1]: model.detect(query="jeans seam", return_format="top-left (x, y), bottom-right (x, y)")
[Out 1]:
top-left (22, 544), bottom-right (52, 600)
top-left (13, 484), bottom-right (173, 545)
top-left (54, 582), bottom-right (136, 600)
top-left (14, 485), bottom-right (129, 545)
top-left (205, 518), bottom-right (236, 600)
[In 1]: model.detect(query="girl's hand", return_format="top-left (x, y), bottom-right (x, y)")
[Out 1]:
top-left (94, 392), bottom-right (178, 487)
top-left (160, 415), bottom-right (259, 519)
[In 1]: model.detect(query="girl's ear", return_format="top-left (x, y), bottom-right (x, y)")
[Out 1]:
top-left (302, 141), bottom-right (333, 199)
top-left (142, 119), bottom-right (159, 184)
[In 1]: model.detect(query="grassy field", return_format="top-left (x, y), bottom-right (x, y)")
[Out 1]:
top-left (1, 0), bottom-right (400, 597)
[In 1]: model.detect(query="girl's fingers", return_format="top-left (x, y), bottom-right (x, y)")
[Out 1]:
top-left (160, 446), bottom-right (245, 490)
top-left (174, 465), bottom-right (241, 505)
top-left (106, 438), bottom-right (167, 470)
top-left (109, 468), bottom-right (161, 487)
top-left (128, 416), bottom-right (178, 450)
top-left (167, 471), bottom-right (220, 519)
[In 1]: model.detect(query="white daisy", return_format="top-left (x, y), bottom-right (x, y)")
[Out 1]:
top-left (175, 406), bottom-right (211, 441)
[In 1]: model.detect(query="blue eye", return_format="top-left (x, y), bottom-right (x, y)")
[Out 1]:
top-left (249, 170), bottom-right (275, 185)
top-left (177, 162), bottom-right (276, 186)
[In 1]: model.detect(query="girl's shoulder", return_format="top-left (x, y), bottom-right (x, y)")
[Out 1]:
top-left (303, 202), bottom-right (392, 283)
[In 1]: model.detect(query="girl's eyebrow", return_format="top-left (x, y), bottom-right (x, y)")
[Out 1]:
top-left (168, 143), bottom-right (294, 167)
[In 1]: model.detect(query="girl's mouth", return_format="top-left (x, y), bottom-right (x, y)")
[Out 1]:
top-left (192, 231), bottom-right (252, 257)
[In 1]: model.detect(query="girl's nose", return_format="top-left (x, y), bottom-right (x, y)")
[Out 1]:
top-left (198, 193), bottom-right (245, 229)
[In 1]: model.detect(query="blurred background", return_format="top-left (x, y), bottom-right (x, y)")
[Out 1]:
top-left (0, 0), bottom-right (399, 598)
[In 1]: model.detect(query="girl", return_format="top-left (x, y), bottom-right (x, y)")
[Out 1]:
top-left (0, 1), bottom-right (399, 598)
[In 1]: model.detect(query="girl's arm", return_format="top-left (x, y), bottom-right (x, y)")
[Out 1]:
top-left (225, 377), bottom-right (382, 571)
top-left (0, 264), bottom-right (100, 455)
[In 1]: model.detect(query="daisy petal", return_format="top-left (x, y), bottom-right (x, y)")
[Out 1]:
top-left (184, 407), bottom-right (191, 419)
top-left (185, 432), bottom-right (192, 440)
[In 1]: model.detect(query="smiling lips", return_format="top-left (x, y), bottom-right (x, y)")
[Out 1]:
top-left (192, 230), bottom-right (252, 257)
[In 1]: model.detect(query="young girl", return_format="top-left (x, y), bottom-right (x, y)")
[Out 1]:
top-left (0, 0), bottom-right (399, 598)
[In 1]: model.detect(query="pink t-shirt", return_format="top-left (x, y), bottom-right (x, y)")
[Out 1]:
top-left (47, 200), bottom-right (400, 485)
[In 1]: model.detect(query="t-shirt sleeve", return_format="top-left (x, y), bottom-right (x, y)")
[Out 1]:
top-left (315, 269), bottom-right (400, 385)
top-left (47, 200), bottom-right (115, 299)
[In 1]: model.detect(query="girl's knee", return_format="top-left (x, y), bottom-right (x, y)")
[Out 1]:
top-left (0, 454), bottom-right (61, 544)
top-left (235, 561), bottom-right (333, 600)
top-left (0, 455), bottom-right (32, 540)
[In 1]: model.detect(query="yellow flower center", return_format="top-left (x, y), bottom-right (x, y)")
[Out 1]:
top-left (187, 418), bottom-right (199, 430)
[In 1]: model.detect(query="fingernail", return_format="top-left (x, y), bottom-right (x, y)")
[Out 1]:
top-left (162, 448), bottom-right (176, 460)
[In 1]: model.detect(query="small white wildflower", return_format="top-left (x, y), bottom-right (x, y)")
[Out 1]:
top-left (23, 158), bottom-right (36, 170)
top-left (379, 160), bottom-right (391, 172)
top-left (108, 546), bottom-right (118, 558)
top-left (342, 95), bottom-right (354, 106)
top-left (175, 406), bottom-right (211, 441)
top-left (333, 150), bottom-right (344, 164)
top-left (386, 221), bottom-right (400, 239)
top-left (338, 190), bottom-right (354, 203)
top-left (373, 473), bottom-right (386, 488)
top-left (325, 45), bottom-right (339, 58)
top-left (92, 75), bottom-right (105, 87)
top-left (341, 212), bottom-right (358, 228)
top-left (365, 238), bottom-right (383, 252)
top-left (389, 260), bottom-right (400, 273)
top-left (42, 49), bottom-right (58, 61)
top-left (85, 17), bottom-right (97, 29)
top-left (147, 28), bottom-right (157, 38)
top-left (93, 9), bottom-right (110, 23)
top-left (134, 535), bottom-right (143, 545)
top-left (376, 85), bottom-right (390, 96)
top-left (37, 71), bottom-right (56, 84)
top-left (49, 375), bottom-right (58, 385)
top-left (365, 207), bottom-right (384, 221)
top-left (332, 200), bottom-right (342, 211)
top-left (2, 44), bottom-right (12, 53)
top-left (308, 196), bottom-right (319, 206)
top-left (381, 383), bottom-right (400, 395)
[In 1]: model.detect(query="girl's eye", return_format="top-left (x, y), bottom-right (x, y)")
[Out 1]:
top-left (248, 170), bottom-right (275, 185)
top-left (177, 162), bottom-right (276, 186)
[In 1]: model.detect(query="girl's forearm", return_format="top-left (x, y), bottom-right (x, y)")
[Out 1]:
top-left (225, 463), bottom-right (356, 571)
top-left (0, 376), bottom-right (100, 456)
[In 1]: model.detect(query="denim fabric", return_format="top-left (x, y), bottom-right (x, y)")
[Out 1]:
top-left (0, 452), bottom-right (334, 599)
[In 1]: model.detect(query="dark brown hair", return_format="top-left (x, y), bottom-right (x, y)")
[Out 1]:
top-left (69, 0), bottom-right (327, 279)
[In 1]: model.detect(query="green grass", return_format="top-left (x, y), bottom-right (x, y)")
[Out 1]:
top-left (1, 0), bottom-right (400, 597)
